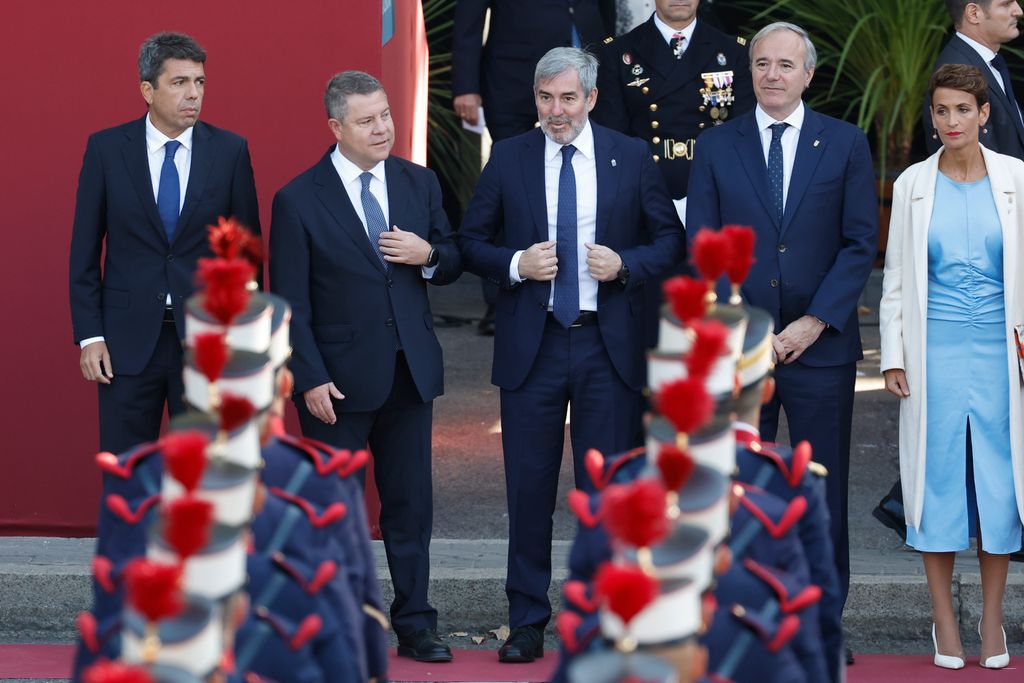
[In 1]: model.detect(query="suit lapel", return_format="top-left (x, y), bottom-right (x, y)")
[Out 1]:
top-left (175, 121), bottom-right (213, 245)
top-left (384, 157), bottom-right (408, 235)
top-left (121, 116), bottom-right (167, 245)
top-left (780, 108), bottom-right (827, 236)
top-left (593, 124), bottom-right (620, 244)
top-left (984, 146), bottom-right (1020, 323)
top-left (631, 18), bottom-right (678, 80)
top-left (910, 153), bottom-right (938, 317)
top-left (734, 115), bottom-right (778, 231)
top-left (521, 130), bottom-right (549, 243)
top-left (313, 149), bottom-right (388, 276)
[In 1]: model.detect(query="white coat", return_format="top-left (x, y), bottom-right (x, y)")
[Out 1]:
top-left (879, 144), bottom-right (1024, 531)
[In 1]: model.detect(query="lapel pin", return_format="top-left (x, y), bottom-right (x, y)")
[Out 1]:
top-left (813, 139), bottom-right (820, 147)
top-left (717, 52), bottom-right (727, 66)
top-left (611, 159), bottom-right (617, 167)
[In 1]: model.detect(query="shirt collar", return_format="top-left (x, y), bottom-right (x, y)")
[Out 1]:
top-left (957, 31), bottom-right (998, 64)
top-left (653, 13), bottom-right (697, 46)
top-left (332, 145), bottom-right (386, 187)
top-left (544, 118), bottom-right (595, 162)
top-left (755, 101), bottom-right (805, 133)
top-left (145, 113), bottom-right (194, 154)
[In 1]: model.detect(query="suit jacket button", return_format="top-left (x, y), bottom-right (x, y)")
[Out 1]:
top-left (385, 318), bottom-right (394, 326)
top-left (387, 280), bottom-right (394, 287)
top-left (166, 254), bottom-right (174, 262)
top-left (157, 292), bottom-right (166, 300)
top-left (778, 244), bottom-right (787, 253)
top-left (770, 279), bottom-right (779, 288)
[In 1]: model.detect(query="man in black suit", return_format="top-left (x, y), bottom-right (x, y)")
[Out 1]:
top-left (69, 32), bottom-right (260, 453)
top-left (874, 0), bottom-right (1024, 540)
top-left (269, 71), bottom-right (462, 663)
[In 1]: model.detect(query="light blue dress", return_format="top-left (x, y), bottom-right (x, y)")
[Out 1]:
top-left (907, 172), bottom-right (1023, 554)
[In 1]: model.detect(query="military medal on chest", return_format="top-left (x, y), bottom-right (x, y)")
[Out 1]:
top-left (700, 70), bottom-right (735, 125)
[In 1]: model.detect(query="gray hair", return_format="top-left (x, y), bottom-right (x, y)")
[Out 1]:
top-left (534, 47), bottom-right (599, 95)
top-left (749, 22), bottom-right (817, 72)
top-left (324, 71), bottom-right (386, 121)
top-left (138, 32), bottom-right (206, 84)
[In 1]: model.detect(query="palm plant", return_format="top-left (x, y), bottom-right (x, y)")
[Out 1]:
top-left (424, 0), bottom-right (481, 210)
top-left (736, 0), bottom-right (950, 182)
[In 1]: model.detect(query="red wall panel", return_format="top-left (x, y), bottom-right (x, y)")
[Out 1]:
top-left (0, 1), bottom-right (422, 534)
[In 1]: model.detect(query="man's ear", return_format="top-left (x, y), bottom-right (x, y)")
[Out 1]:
top-left (140, 80), bottom-right (154, 106)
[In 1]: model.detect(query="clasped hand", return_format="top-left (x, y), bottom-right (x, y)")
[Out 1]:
top-left (517, 241), bottom-right (622, 282)
top-left (772, 315), bottom-right (826, 365)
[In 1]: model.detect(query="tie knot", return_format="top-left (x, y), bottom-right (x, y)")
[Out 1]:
top-left (672, 32), bottom-right (683, 40)
top-left (770, 122), bottom-right (788, 140)
top-left (561, 144), bottom-right (576, 164)
top-left (164, 140), bottom-right (181, 158)
top-left (360, 171), bottom-right (373, 190)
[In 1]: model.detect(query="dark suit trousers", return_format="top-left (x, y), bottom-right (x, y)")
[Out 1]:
top-left (500, 318), bottom-right (642, 629)
top-left (760, 361), bottom-right (856, 608)
top-left (296, 351), bottom-right (437, 639)
top-left (98, 319), bottom-right (186, 453)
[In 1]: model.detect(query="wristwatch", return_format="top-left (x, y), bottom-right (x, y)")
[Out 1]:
top-left (425, 247), bottom-right (439, 268)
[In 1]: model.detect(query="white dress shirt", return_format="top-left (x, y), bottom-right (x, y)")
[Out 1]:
top-left (957, 32), bottom-right (1006, 92)
top-left (80, 114), bottom-right (193, 348)
top-left (755, 102), bottom-right (805, 211)
top-left (653, 13), bottom-right (697, 54)
top-left (509, 119), bottom-right (600, 312)
top-left (330, 146), bottom-right (436, 279)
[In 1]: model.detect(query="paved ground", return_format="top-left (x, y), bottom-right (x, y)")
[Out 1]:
top-left (3, 269), bottom-right (1024, 664)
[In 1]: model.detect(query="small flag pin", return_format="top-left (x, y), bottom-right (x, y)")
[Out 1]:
top-left (813, 139), bottom-right (820, 147)
top-left (611, 159), bottom-right (617, 167)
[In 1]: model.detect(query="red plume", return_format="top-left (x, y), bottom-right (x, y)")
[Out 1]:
top-left (691, 229), bottom-right (732, 282)
top-left (164, 496), bottom-right (213, 559)
top-left (162, 431), bottom-right (209, 492)
top-left (197, 258), bottom-right (254, 325)
top-left (219, 393), bottom-right (256, 433)
top-left (601, 479), bottom-right (670, 548)
top-left (208, 217), bottom-right (250, 259)
top-left (82, 661), bottom-right (155, 683)
top-left (584, 449), bottom-right (606, 490)
top-left (593, 562), bottom-right (659, 625)
top-left (686, 319), bottom-right (729, 379)
top-left (722, 225), bottom-right (756, 285)
top-left (193, 332), bottom-right (229, 383)
top-left (663, 276), bottom-right (707, 323)
top-left (657, 377), bottom-right (713, 435)
top-left (124, 558), bottom-right (183, 622)
top-left (77, 611), bottom-right (99, 653)
top-left (657, 443), bottom-right (695, 491)
top-left (241, 236), bottom-right (264, 270)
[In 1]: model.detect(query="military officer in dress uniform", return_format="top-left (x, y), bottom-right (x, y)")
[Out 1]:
top-left (591, 0), bottom-right (754, 347)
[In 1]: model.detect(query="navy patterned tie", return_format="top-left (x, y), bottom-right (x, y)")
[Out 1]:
top-left (992, 54), bottom-right (1024, 125)
top-left (553, 144), bottom-right (579, 328)
top-left (359, 171), bottom-right (390, 270)
top-left (767, 123), bottom-right (788, 224)
top-left (157, 140), bottom-right (181, 242)
top-left (670, 32), bottom-right (685, 59)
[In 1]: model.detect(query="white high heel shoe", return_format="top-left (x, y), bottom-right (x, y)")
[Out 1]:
top-left (932, 623), bottom-right (965, 670)
top-left (978, 620), bottom-right (1010, 669)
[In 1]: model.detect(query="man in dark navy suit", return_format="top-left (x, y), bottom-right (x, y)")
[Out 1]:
top-left (686, 22), bottom-right (877, 618)
top-left (458, 47), bottom-right (683, 662)
top-left (875, 0), bottom-right (1024, 543)
top-left (69, 32), bottom-right (260, 453)
top-left (269, 71), bottom-right (461, 663)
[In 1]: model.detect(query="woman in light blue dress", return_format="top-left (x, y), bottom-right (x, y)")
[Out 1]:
top-left (881, 65), bottom-right (1024, 671)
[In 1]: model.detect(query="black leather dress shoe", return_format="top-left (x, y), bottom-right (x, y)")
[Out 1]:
top-left (498, 625), bottom-right (544, 663)
top-left (397, 629), bottom-right (453, 663)
top-left (872, 481), bottom-right (907, 541)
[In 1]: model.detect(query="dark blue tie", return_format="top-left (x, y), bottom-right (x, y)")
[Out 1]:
top-left (359, 172), bottom-right (390, 270)
top-left (157, 140), bottom-right (181, 242)
top-left (568, 1), bottom-right (581, 47)
top-left (767, 123), bottom-right (788, 224)
top-left (553, 144), bottom-right (579, 328)
top-left (992, 54), bottom-right (1024, 126)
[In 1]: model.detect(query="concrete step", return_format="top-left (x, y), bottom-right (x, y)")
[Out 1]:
top-left (2, 537), bottom-right (1023, 650)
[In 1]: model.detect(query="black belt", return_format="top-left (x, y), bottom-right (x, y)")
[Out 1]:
top-left (163, 306), bottom-right (175, 323)
top-left (549, 310), bottom-right (598, 327)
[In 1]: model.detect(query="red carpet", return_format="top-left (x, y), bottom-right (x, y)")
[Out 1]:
top-left (0, 645), bottom-right (1018, 681)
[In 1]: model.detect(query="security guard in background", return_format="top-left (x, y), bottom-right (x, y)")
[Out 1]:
top-left (592, 0), bottom-right (753, 347)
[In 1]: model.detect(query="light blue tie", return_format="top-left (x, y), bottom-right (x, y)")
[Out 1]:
top-left (553, 145), bottom-right (579, 328)
top-left (359, 172), bottom-right (390, 270)
top-left (157, 140), bottom-right (181, 242)
top-left (767, 123), bottom-right (788, 224)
